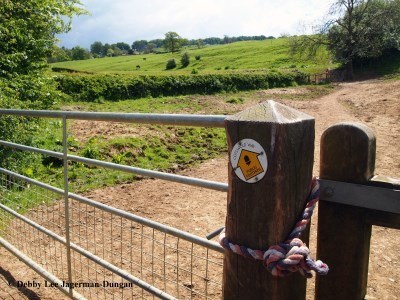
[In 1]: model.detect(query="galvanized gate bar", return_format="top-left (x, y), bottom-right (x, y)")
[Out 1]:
top-left (0, 108), bottom-right (228, 299)
top-left (0, 109), bottom-right (227, 128)
top-left (68, 154), bottom-right (229, 192)
top-left (0, 203), bottom-right (177, 300)
top-left (0, 140), bottom-right (228, 192)
top-left (62, 116), bottom-right (74, 297)
top-left (0, 168), bottom-right (225, 253)
top-left (0, 168), bottom-right (64, 195)
top-left (0, 140), bottom-right (64, 158)
top-left (0, 202), bottom-right (68, 246)
top-left (0, 237), bottom-right (87, 300)
top-left (319, 179), bottom-right (400, 214)
top-left (68, 192), bottom-right (225, 253)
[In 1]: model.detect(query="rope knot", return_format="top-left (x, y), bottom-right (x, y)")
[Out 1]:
top-left (263, 238), bottom-right (329, 277)
top-left (219, 177), bottom-right (329, 278)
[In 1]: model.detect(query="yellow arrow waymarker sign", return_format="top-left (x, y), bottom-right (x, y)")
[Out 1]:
top-left (230, 139), bottom-right (268, 184)
top-left (237, 149), bottom-right (264, 181)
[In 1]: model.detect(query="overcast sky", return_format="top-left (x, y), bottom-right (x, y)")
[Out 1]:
top-left (58, 0), bottom-right (333, 49)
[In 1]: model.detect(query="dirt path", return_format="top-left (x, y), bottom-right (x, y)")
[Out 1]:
top-left (0, 79), bottom-right (399, 299)
top-left (270, 79), bottom-right (400, 299)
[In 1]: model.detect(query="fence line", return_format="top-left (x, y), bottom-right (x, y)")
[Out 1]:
top-left (0, 168), bottom-right (224, 253)
top-left (0, 110), bottom-right (227, 299)
top-left (0, 140), bottom-right (228, 193)
top-left (0, 201), bottom-right (176, 300)
top-left (1, 107), bottom-right (397, 300)
top-left (307, 69), bottom-right (346, 84)
top-left (0, 109), bottom-right (227, 128)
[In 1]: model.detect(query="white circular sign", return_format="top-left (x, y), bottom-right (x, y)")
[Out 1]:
top-left (230, 139), bottom-right (268, 183)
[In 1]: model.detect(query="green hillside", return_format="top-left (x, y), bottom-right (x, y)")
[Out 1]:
top-left (51, 38), bottom-right (334, 75)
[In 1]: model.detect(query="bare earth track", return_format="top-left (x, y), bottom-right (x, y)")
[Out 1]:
top-left (0, 79), bottom-right (399, 299)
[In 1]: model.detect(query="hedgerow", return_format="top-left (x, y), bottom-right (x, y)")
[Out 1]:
top-left (55, 71), bottom-right (308, 102)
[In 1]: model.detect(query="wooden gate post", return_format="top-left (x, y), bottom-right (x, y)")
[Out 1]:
top-left (223, 100), bottom-right (315, 299)
top-left (315, 122), bottom-right (376, 299)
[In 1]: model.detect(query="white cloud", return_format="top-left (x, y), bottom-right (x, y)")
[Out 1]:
top-left (58, 0), bottom-right (332, 48)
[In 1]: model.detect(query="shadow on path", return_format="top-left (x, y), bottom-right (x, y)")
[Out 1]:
top-left (0, 266), bottom-right (41, 299)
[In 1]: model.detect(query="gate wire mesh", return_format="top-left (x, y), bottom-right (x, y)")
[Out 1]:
top-left (0, 170), bottom-right (224, 299)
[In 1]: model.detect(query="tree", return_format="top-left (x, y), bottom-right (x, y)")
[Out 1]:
top-left (47, 46), bottom-right (71, 63)
top-left (107, 48), bottom-right (115, 57)
top-left (90, 41), bottom-right (104, 57)
top-left (110, 45), bottom-right (123, 56)
top-left (132, 40), bottom-right (148, 52)
top-left (166, 59), bottom-right (177, 70)
top-left (180, 38), bottom-right (189, 47)
top-left (102, 43), bottom-right (112, 57)
top-left (196, 39), bottom-right (205, 49)
top-left (329, 0), bottom-right (400, 78)
top-left (203, 37), bottom-right (223, 45)
top-left (164, 32), bottom-right (183, 53)
top-left (114, 47), bottom-right (123, 56)
top-left (327, 0), bottom-right (375, 78)
top-left (145, 43), bottom-right (156, 53)
top-left (115, 42), bottom-right (131, 53)
top-left (181, 52), bottom-right (190, 67)
top-left (291, 0), bottom-right (400, 79)
top-left (71, 46), bottom-right (91, 60)
top-left (0, 0), bottom-right (86, 173)
top-left (149, 39), bottom-right (164, 48)
top-left (223, 35), bottom-right (233, 44)
top-left (0, 0), bottom-right (86, 77)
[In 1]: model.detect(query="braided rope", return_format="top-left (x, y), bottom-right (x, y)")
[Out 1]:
top-left (219, 177), bottom-right (329, 277)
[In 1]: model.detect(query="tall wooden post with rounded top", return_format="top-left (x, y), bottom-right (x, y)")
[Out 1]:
top-left (316, 122), bottom-right (376, 299)
top-left (223, 100), bottom-right (315, 299)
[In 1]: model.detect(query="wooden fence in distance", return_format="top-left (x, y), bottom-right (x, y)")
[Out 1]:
top-left (307, 69), bottom-right (346, 84)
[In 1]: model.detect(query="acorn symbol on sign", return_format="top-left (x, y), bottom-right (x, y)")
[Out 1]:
top-left (244, 155), bottom-right (251, 166)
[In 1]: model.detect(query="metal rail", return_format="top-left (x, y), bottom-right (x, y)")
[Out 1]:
top-left (0, 140), bottom-right (228, 192)
top-left (0, 168), bottom-right (224, 253)
top-left (68, 155), bottom-right (228, 192)
top-left (0, 109), bottom-right (227, 128)
top-left (0, 140), bottom-right (63, 159)
top-left (319, 179), bottom-right (400, 214)
top-left (0, 203), bottom-right (176, 300)
top-left (69, 192), bottom-right (225, 253)
top-left (0, 108), bottom-right (227, 299)
top-left (0, 237), bottom-right (87, 300)
top-left (0, 167), bottom-right (224, 299)
top-left (0, 168), bottom-right (64, 195)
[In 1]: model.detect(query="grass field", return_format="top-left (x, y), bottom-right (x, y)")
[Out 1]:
top-left (51, 38), bottom-right (335, 75)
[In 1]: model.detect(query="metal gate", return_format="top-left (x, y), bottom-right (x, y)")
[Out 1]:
top-left (0, 109), bottom-right (227, 299)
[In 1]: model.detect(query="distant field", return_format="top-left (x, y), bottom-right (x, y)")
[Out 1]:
top-left (51, 38), bottom-right (335, 75)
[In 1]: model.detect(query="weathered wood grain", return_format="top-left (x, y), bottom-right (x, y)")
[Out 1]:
top-left (316, 122), bottom-right (376, 300)
top-left (223, 100), bottom-right (315, 299)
